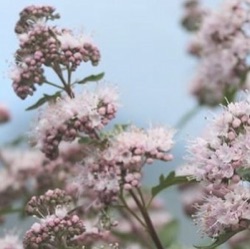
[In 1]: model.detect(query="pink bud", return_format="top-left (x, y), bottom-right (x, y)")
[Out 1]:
top-left (232, 118), bottom-right (241, 128)
top-left (72, 215), bottom-right (80, 223)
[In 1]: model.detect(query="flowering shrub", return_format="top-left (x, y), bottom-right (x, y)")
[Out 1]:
top-left (2, 2), bottom-right (250, 249)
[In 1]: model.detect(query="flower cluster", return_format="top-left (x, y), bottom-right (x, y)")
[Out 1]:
top-left (11, 5), bottom-right (100, 99)
top-left (179, 96), bottom-right (250, 237)
top-left (185, 97), bottom-right (250, 185)
top-left (25, 188), bottom-right (72, 217)
top-left (24, 212), bottom-right (85, 249)
top-left (186, 0), bottom-right (250, 106)
top-left (23, 189), bottom-right (85, 249)
top-left (80, 125), bottom-right (174, 204)
top-left (5, 4), bottom-right (180, 249)
top-left (32, 86), bottom-right (119, 159)
top-left (23, 189), bottom-right (128, 249)
top-left (193, 185), bottom-right (250, 238)
top-left (15, 5), bottom-right (59, 34)
top-left (0, 142), bottom-right (86, 223)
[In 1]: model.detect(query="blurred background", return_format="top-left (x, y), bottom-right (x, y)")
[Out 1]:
top-left (0, 0), bottom-right (221, 247)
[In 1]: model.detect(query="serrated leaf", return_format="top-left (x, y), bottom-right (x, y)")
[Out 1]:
top-left (26, 91), bottom-right (61, 111)
top-left (159, 220), bottom-right (179, 247)
top-left (151, 171), bottom-right (196, 198)
top-left (77, 72), bottom-right (105, 84)
top-left (194, 230), bottom-right (243, 249)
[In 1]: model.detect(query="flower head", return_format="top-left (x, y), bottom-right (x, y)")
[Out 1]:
top-left (187, 0), bottom-right (250, 106)
top-left (31, 86), bottom-right (119, 159)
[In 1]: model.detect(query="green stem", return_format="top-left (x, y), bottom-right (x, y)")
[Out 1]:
top-left (67, 66), bottom-right (72, 86)
top-left (137, 187), bottom-right (146, 207)
top-left (118, 207), bottom-right (153, 247)
top-left (175, 105), bottom-right (201, 130)
top-left (119, 194), bottom-right (146, 228)
top-left (52, 63), bottom-right (75, 98)
top-left (44, 80), bottom-right (65, 90)
top-left (129, 190), bottom-right (164, 249)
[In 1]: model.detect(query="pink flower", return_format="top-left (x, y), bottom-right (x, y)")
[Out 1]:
top-left (194, 184), bottom-right (250, 238)
top-left (31, 86), bottom-right (119, 159)
top-left (77, 125), bottom-right (174, 203)
top-left (182, 96), bottom-right (250, 185)
top-left (0, 104), bottom-right (10, 124)
top-left (0, 233), bottom-right (23, 249)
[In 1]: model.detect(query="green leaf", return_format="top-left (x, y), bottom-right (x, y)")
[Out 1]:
top-left (5, 135), bottom-right (25, 146)
top-left (194, 230), bottom-right (243, 249)
top-left (159, 220), bottom-right (179, 247)
top-left (221, 86), bottom-right (237, 106)
top-left (77, 72), bottom-right (105, 84)
top-left (26, 91), bottom-right (61, 111)
top-left (113, 124), bottom-right (130, 132)
top-left (236, 168), bottom-right (250, 181)
top-left (78, 136), bottom-right (92, 144)
top-left (78, 135), bottom-right (108, 149)
top-left (151, 171), bottom-right (196, 198)
top-left (98, 123), bottom-right (130, 140)
top-left (221, 72), bottom-right (247, 107)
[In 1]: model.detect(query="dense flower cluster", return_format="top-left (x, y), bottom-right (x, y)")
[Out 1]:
top-left (185, 97), bottom-right (250, 184)
top-left (178, 96), bottom-right (250, 237)
top-left (186, 0), bottom-right (250, 106)
top-left (24, 211), bottom-right (85, 249)
top-left (11, 5), bottom-right (100, 99)
top-left (193, 184), bottom-right (250, 238)
top-left (25, 188), bottom-right (72, 217)
top-left (15, 5), bottom-right (60, 34)
top-left (32, 86), bottom-right (119, 159)
top-left (23, 189), bottom-right (84, 249)
top-left (79, 125), bottom-right (174, 204)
